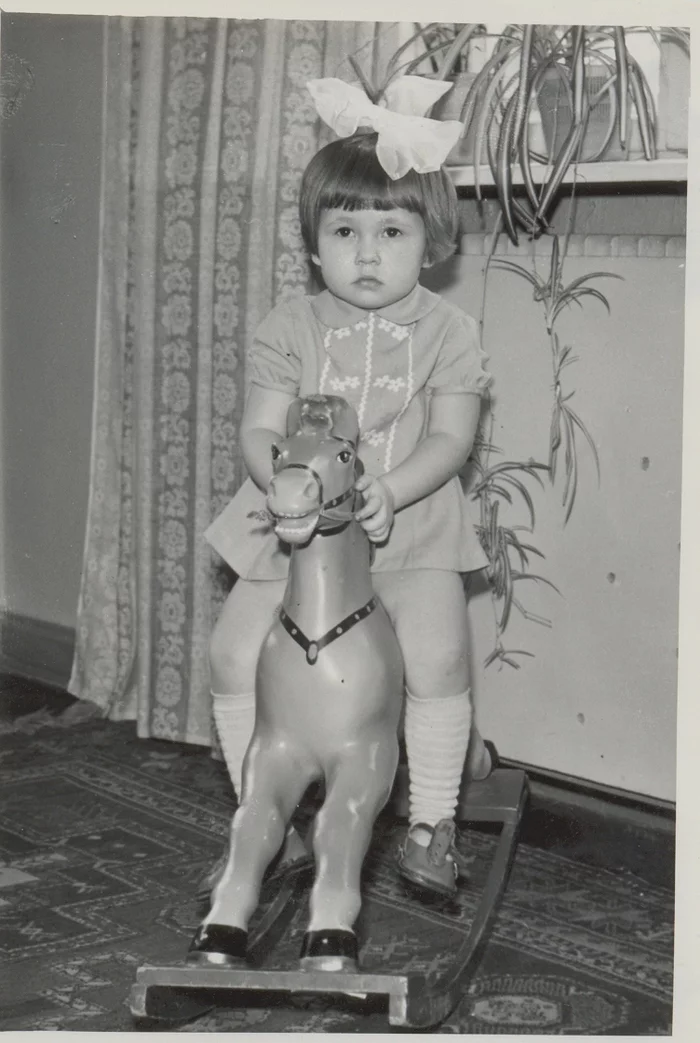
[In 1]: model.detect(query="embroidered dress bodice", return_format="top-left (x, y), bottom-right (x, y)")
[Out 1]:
top-left (205, 284), bottom-right (492, 580)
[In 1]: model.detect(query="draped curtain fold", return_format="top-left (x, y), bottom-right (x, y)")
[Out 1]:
top-left (69, 16), bottom-right (415, 746)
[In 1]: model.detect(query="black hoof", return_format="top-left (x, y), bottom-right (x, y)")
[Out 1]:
top-left (186, 923), bottom-right (248, 967)
top-left (300, 929), bottom-right (358, 972)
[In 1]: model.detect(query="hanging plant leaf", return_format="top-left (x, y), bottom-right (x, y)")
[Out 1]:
top-left (498, 532), bottom-right (514, 631)
top-left (560, 271), bottom-right (624, 294)
top-left (628, 59), bottom-right (657, 160)
top-left (348, 55), bottom-right (379, 102)
top-left (511, 24), bottom-right (534, 153)
top-left (566, 403), bottom-right (601, 483)
top-left (512, 597), bottom-right (552, 628)
top-left (570, 26), bottom-right (586, 124)
top-left (512, 571), bottom-right (562, 596)
top-left (494, 89), bottom-right (520, 244)
top-left (613, 26), bottom-right (629, 147)
top-left (549, 402), bottom-right (562, 481)
top-left (549, 234), bottom-right (561, 296)
top-left (552, 287), bottom-right (612, 323)
top-left (561, 406), bottom-right (578, 521)
top-left (491, 257), bottom-right (546, 292)
top-left (488, 482), bottom-right (515, 504)
top-left (435, 23), bottom-right (483, 82)
top-left (535, 93), bottom-right (589, 225)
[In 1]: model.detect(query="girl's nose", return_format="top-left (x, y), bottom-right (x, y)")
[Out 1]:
top-left (356, 236), bottom-right (380, 265)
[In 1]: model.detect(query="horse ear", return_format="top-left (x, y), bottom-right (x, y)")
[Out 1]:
top-left (328, 396), bottom-right (360, 445)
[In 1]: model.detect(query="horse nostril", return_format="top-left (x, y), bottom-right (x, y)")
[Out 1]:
top-left (303, 479), bottom-right (318, 500)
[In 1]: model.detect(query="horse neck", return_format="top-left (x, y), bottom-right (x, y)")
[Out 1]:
top-left (283, 520), bottom-right (374, 635)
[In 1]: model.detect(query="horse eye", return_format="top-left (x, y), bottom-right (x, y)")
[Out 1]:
top-left (271, 444), bottom-right (281, 461)
top-left (337, 449), bottom-right (352, 464)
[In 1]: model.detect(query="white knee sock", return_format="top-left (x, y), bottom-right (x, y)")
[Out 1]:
top-left (212, 691), bottom-right (256, 800)
top-left (404, 689), bottom-right (473, 833)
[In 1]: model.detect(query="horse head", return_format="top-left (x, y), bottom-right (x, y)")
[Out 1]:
top-left (266, 396), bottom-right (363, 545)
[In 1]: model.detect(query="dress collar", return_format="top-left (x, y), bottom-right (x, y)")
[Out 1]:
top-left (310, 282), bottom-right (441, 329)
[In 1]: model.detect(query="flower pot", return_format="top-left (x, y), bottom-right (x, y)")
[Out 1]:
top-left (431, 72), bottom-right (479, 165)
top-left (537, 63), bottom-right (643, 163)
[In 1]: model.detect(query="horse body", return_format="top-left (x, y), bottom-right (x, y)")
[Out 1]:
top-left (257, 517), bottom-right (401, 746)
top-left (204, 396), bottom-right (404, 969)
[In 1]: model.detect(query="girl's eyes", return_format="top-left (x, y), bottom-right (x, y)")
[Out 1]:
top-left (332, 227), bottom-right (403, 238)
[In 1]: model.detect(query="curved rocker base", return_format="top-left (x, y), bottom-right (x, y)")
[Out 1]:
top-left (129, 767), bottom-right (527, 1030)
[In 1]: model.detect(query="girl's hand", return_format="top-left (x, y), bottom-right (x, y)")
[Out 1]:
top-left (354, 474), bottom-right (395, 543)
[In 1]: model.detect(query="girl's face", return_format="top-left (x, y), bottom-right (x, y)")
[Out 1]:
top-left (312, 207), bottom-right (430, 311)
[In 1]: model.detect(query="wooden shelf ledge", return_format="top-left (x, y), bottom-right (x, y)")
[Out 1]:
top-left (448, 156), bottom-right (687, 189)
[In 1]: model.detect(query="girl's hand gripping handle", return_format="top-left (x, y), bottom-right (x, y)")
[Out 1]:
top-left (354, 474), bottom-right (395, 544)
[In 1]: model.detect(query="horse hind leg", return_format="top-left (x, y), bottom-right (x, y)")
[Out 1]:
top-left (205, 734), bottom-right (316, 932)
top-left (302, 732), bottom-right (398, 970)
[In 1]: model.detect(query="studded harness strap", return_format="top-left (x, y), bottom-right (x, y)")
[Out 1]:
top-left (279, 597), bottom-right (378, 666)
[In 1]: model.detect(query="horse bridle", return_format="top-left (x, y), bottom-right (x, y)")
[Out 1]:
top-left (272, 439), bottom-right (376, 664)
top-left (271, 436), bottom-right (361, 522)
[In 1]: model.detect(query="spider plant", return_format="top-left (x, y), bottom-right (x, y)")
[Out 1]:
top-left (471, 439), bottom-right (556, 669)
top-left (465, 216), bottom-right (559, 670)
top-left (409, 24), bottom-right (688, 244)
top-left (492, 234), bottom-right (622, 521)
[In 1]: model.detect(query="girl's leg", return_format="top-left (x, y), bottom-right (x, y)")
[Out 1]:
top-left (373, 569), bottom-right (487, 893)
top-left (209, 576), bottom-right (286, 797)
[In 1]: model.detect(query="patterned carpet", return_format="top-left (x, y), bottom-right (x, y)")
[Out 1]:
top-left (0, 707), bottom-right (674, 1034)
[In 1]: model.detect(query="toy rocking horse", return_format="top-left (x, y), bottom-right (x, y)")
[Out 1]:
top-left (130, 396), bottom-right (529, 1030)
top-left (188, 394), bottom-right (404, 972)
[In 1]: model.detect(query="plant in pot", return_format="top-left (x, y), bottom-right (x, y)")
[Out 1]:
top-left (414, 23), bottom-right (689, 244)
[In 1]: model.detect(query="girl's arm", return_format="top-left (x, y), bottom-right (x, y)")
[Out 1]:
top-left (385, 391), bottom-right (480, 509)
top-left (240, 384), bottom-right (297, 492)
top-left (355, 392), bottom-right (481, 539)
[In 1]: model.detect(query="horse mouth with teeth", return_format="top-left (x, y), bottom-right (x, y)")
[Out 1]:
top-left (271, 509), bottom-right (320, 544)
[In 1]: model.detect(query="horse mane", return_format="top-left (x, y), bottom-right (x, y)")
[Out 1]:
top-left (289, 395), bottom-right (360, 445)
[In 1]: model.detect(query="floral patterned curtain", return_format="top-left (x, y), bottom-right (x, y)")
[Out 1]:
top-left (68, 16), bottom-right (413, 746)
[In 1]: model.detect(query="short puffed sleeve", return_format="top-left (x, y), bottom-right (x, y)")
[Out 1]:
top-left (246, 301), bottom-right (302, 394)
top-left (426, 312), bottom-right (492, 395)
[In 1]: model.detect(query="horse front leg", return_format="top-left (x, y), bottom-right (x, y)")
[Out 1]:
top-left (301, 730), bottom-right (399, 971)
top-left (188, 732), bottom-right (315, 965)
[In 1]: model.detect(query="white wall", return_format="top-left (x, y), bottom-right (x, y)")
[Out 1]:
top-left (426, 241), bottom-right (683, 801)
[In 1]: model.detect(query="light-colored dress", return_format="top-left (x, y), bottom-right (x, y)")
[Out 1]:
top-left (205, 282), bottom-right (492, 579)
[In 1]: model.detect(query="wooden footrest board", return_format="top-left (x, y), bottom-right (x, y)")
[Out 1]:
top-left (131, 965), bottom-right (412, 1026)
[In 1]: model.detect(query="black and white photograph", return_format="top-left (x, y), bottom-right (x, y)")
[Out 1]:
top-left (0, 0), bottom-right (695, 1035)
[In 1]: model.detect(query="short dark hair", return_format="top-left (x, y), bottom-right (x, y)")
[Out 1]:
top-left (299, 131), bottom-right (459, 266)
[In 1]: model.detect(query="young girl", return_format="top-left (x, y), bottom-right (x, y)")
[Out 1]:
top-left (191, 88), bottom-right (496, 964)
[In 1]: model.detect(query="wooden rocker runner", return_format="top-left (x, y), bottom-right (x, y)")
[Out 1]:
top-left (129, 396), bottom-right (528, 1030)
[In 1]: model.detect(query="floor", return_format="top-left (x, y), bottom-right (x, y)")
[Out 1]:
top-left (0, 671), bottom-right (676, 1033)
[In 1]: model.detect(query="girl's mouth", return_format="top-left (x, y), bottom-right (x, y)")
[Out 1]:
top-left (355, 276), bottom-right (382, 287)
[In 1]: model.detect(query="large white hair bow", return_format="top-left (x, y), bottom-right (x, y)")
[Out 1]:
top-left (307, 76), bottom-right (462, 181)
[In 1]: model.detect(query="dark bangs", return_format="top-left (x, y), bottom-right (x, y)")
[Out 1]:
top-left (300, 131), bottom-right (459, 265)
top-left (318, 135), bottom-right (425, 215)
